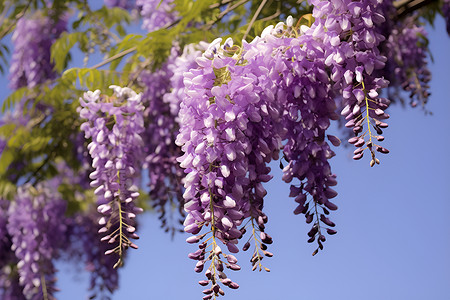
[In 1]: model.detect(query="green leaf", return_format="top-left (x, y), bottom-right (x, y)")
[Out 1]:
top-left (51, 32), bottom-right (89, 72)
top-left (2, 87), bottom-right (28, 113)
top-left (0, 149), bottom-right (14, 176)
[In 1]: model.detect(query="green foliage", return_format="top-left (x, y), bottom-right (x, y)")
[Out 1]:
top-left (51, 32), bottom-right (89, 72)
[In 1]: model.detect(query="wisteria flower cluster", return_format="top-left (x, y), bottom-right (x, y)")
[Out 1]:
top-left (6, 182), bottom-right (67, 300)
top-left (1, 0), bottom-right (448, 299)
top-left (79, 86), bottom-right (145, 268)
top-left (137, 0), bottom-right (177, 32)
top-left (382, 12), bottom-right (431, 107)
top-left (9, 12), bottom-right (65, 90)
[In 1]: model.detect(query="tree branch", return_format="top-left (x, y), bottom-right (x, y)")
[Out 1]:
top-left (242, 0), bottom-right (268, 41)
top-left (394, 0), bottom-right (438, 18)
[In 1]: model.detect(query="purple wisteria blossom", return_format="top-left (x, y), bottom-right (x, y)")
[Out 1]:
top-left (308, 0), bottom-right (390, 165)
top-left (9, 13), bottom-right (66, 90)
top-left (104, 0), bottom-right (134, 9)
top-left (163, 42), bottom-right (209, 117)
top-left (443, 0), bottom-right (450, 35)
top-left (7, 183), bottom-right (67, 300)
top-left (137, 0), bottom-right (177, 32)
top-left (177, 34), bottom-right (287, 296)
top-left (261, 23), bottom-right (341, 255)
top-left (139, 46), bottom-right (186, 235)
top-left (0, 199), bottom-right (25, 300)
top-left (67, 210), bottom-right (120, 299)
top-left (380, 10), bottom-right (431, 107)
top-left (79, 86), bottom-right (145, 268)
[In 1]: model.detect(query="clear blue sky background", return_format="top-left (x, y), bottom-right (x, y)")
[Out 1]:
top-left (1, 10), bottom-right (449, 300)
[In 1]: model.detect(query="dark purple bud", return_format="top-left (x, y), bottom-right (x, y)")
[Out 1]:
top-left (324, 187), bottom-right (338, 198)
top-left (373, 125), bottom-right (383, 134)
top-left (262, 214), bottom-right (268, 223)
top-left (199, 280), bottom-right (209, 286)
top-left (354, 138), bottom-right (365, 147)
top-left (376, 135), bottom-right (384, 141)
top-left (195, 261), bottom-right (205, 273)
top-left (188, 249), bottom-right (203, 260)
top-left (295, 193), bottom-right (306, 204)
top-left (205, 269), bottom-right (212, 279)
top-left (226, 254), bottom-right (238, 264)
top-left (345, 119), bottom-right (355, 128)
top-left (260, 232), bottom-right (267, 241)
top-left (320, 214), bottom-right (335, 227)
top-left (221, 278), bottom-right (232, 285)
top-left (353, 147), bottom-right (364, 155)
top-left (219, 288), bottom-right (225, 296)
top-left (216, 271), bottom-right (226, 280)
top-left (307, 225), bottom-right (318, 237)
top-left (294, 204), bottom-right (305, 215)
top-left (203, 295), bottom-right (212, 300)
top-left (305, 213), bottom-right (313, 224)
top-left (302, 202), bottom-right (310, 214)
top-left (327, 135), bottom-right (341, 146)
top-left (228, 264), bottom-right (241, 271)
top-left (307, 236), bottom-right (316, 243)
top-left (353, 126), bottom-right (362, 134)
top-left (348, 136), bottom-right (359, 144)
top-left (324, 201), bottom-right (338, 211)
top-left (326, 228), bottom-right (337, 235)
top-left (229, 282), bottom-right (239, 289)
top-left (199, 241), bottom-right (207, 249)
top-left (263, 250), bottom-right (273, 257)
top-left (202, 288), bottom-right (213, 295)
top-left (318, 241), bottom-right (324, 250)
top-left (262, 234), bottom-right (273, 244)
top-left (376, 146), bottom-right (389, 154)
top-left (213, 284), bottom-right (220, 294)
top-left (243, 241), bottom-right (250, 251)
top-left (260, 244), bottom-right (267, 250)
top-left (353, 152), bottom-right (363, 160)
top-left (319, 235), bottom-right (326, 242)
top-left (186, 236), bottom-right (200, 244)
top-left (374, 108), bottom-right (384, 116)
top-left (216, 261), bottom-right (224, 272)
top-left (226, 242), bottom-right (239, 253)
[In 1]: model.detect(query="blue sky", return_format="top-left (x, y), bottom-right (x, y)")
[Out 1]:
top-left (1, 9), bottom-right (449, 300)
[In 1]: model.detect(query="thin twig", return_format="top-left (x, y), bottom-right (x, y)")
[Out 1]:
top-left (209, 0), bottom-right (234, 9)
top-left (395, 0), bottom-right (437, 18)
top-left (204, 0), bottom-right (250, 31)
top-left (0, 0), bottom-right (32, 40)
top-left (259, 8), bottom-right (281, 23)
top-left (89, 46), bottom-right (137, 69)
top-left (242, 0), bottom-right (268, 41)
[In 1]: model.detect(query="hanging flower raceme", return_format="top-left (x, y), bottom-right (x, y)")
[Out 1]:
top-left (79, 86), bottom-right (145, 268)
top-left (66, 209), bottom-right (120, 299)
top-left (177, 28), bottom-right (289, 296)
top-left (257, 21), bottom-right (341, 255)
top-left (6, 183), bottom-right (67, 300)
top-left (137, 0), bottom-right (177, 32)
top-left (443, 0), bottom-right (450, 35)
top-left (0, 199), bottom-right (24, 300)
top-left (9, 12), bottom-right (66, 90)
top-left (381, 13), bottom-right (431, 108)
top-left (139, 46), bottom-right (186, 235)
top-left (308, 0), bottom-right (390, 166)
